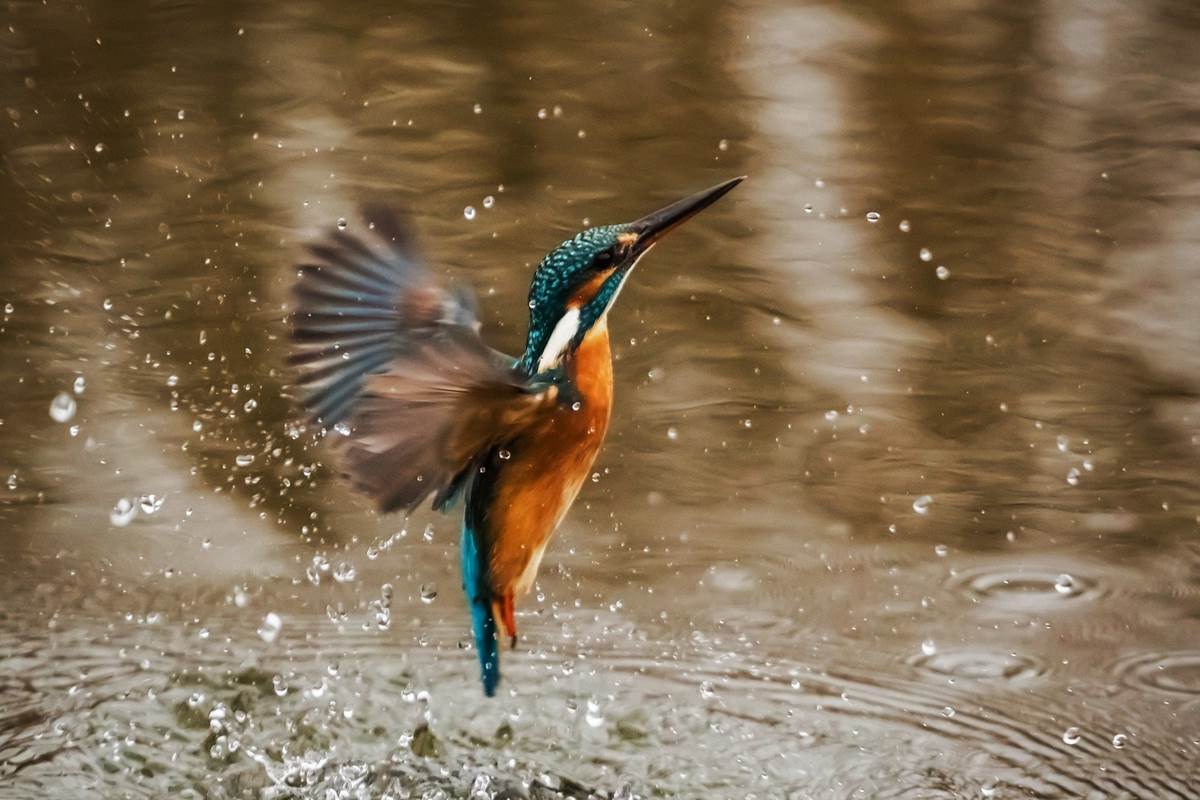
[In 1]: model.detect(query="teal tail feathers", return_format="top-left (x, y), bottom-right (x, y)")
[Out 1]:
top-left (461, 524), bottom-right (499, 696)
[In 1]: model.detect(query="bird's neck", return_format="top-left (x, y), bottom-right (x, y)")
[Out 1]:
top-left (567, 316), bottom-right (613, 402)
top-left (523, 301), bottom-right (614, 378)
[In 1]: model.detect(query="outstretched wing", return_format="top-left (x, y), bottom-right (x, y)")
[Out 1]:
top-left (289, 207), bottom-right (556, 513)
top-left (290, 205), bottom-right (479, 426)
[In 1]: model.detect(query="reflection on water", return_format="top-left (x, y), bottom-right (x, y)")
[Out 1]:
top-left (2, 0), bottom-right (1199, 797)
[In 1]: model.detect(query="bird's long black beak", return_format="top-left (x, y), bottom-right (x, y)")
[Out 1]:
top-left (629, 175), bottom-right (746, 254)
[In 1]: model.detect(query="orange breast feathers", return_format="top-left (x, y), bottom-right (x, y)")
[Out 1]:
top-left (486, 318), bottom-right (614, 599)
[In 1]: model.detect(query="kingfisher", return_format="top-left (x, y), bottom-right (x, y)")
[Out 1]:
top-left (289, 176), bottom-right (744, 695)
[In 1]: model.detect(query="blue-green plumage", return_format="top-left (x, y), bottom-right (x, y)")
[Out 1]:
top-left (460, 518), bottom-right (499, 696)
top-left (518, 225), bottom-right (628, 374)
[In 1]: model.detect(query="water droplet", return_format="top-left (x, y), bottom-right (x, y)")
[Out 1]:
top-left (257, 612), bottom-right (282, 643)
top-left (717, 139), bottom-right (729, 151)
top-left (935, 265), bottom-right (950, 280)
top-left (1054, 573), bottom-right (1075, 595)
top-left (1066, 467), bottom-right (1080, 486)
top-left (824, 409), bottom-right (839, 421)
top-left (865, 211), bottom-right (881, 223)
top-left (109, 497), bottom-right (137, 527)
top-left (463, 205), bottom-right (476, 220)
top-left (333, 562), bottom-right (356, 583)
top-left (235, 453), bottom-right (254, 467)
top-left (419, 584), bottom-right (437, 604)
top-left (336, 217), bottom-right (347, 230)
top-left (1056, 435), bottom-right (1069, 453)
top-left (919, 247), bottom-right (933, 262)
top-left (921, 639), bottom-right (937, 656)
top-left (4, 303), bottom-right (13, 314)
top-left (73, 376), bottom-right (86, 395)
top-left (498, 449), bottom-right (511, 461)
top-left (699, 680), bottom-right (717, 699)
top-left (898, 219), bottom-right (911, 233)
top-left (1062, 726), bottom-right (1081, 745)
top-left (537, 107), bottom-right (548, 119)
top-left (913, 495), bottom-right (933, 515)
top-left (482, 195), bottom-right (495, 209)
top-left (585, 699), bottom-right (604, 728)
top-left (93, 142), bottom-right (106, 153)
top-left (177, 109), bottom-right (185, 120)
top-left (138, 494), bottom-right (164, 515)
top-left (306, 555), bottom-right (329, 585)
top-left (1111, 732), bottom-right (1128, 749)
top-left (473, 103), bottom-right (483, 114)
top-left (166, 375), bottom-right (178, 387)
top-left (49, 392), bottom-right (77, 423)
top-left (243, 398), bottom-right (257, 412)
top-left (666, 426), bottom-right (678, 441)
top-left (934, 544), bottom-right (949, 557)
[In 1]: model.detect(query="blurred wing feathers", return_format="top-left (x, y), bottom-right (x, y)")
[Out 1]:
top-left (289, 208), bottom-right (549, 512)
top-left (341, 329), bottom-right (559, 513)
top-left (289, 207), bottom-right (479, 426)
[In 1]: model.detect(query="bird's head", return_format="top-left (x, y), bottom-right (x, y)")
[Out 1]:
top-left (519, 176), bottom-right (744, 374)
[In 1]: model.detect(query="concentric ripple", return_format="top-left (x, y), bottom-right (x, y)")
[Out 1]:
top-left (910, 647), bottom-right (1046, 683)
top-left (1112, 651), bottom-right (1200, 696)
top-left (950, 564), bottom-right (1106, 613)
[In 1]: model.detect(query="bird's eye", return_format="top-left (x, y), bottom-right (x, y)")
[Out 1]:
top-left (592, 250), bottom-right (614, 269)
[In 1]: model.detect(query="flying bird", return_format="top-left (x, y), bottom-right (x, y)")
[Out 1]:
top-left (289, 176), bottom-right (744, 695)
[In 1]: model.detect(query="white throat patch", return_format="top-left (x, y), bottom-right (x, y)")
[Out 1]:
top-left (534, 246), bottom-right (652, 374)
top-left (536, 307), bottom-right (581, 373)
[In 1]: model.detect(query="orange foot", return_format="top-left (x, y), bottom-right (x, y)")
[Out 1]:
top-left (492, 592), bottom-right (518, 648)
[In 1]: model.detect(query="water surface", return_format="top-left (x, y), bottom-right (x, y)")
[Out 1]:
top-left (2, 1), bottom-right (1200, 797)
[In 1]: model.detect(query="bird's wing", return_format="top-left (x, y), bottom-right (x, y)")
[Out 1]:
top-left (289, 207), bottom-right (557, 513)
top-left (290, 205), bottom-right (480, 426)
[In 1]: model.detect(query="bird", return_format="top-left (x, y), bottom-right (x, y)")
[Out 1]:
top-left (288, 176), bottom-right (744, 696)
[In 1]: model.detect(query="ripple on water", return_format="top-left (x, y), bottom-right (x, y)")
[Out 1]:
top-left (1112, 651), bottom-right (1200, 696)
top-left (911, 647), bottom-right (1046, 683)
top-left (949, 564), bottom-right (1105, 614)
